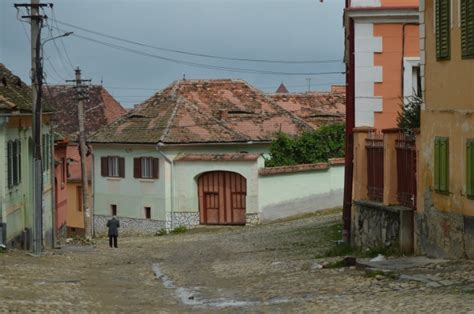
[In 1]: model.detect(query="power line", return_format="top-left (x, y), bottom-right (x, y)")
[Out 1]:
top-left (59, 31), bottom-right (345, 76)
top-left (51, 8), bottom-right (75, 69)
top-left (51, 18), bottom-right (343, 65)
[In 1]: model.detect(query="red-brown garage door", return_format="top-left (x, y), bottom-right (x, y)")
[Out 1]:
top-left (198, 171), bottom-right (247, 225)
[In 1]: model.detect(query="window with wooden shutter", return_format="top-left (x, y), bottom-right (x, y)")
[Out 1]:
top-left (7, 141), bottom-right (13, 188)
top-left (118, 157), bottom-right (125, 178)
top-left (101, 157), bottom-right (108, 177)
top-left (17, 140), bottom-right (21, 185)
top-left (467, 139), bottom-right (474, 197)
top-left (12, 140), bottom-right (18, 186)
top-left (436, 0), bottom-right (451, 60)
top-left (134, 158), bottom-right (141, 178)
top-left (152, 158), bottom-right (159, 179)
top-left (461, 0), bottom-right (474, 58)
top-left (434, 137), bottom-right (449, 192)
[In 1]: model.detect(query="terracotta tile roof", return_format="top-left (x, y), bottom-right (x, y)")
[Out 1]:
top-left (175, 153), bottom-right (260, 162)
top-left (270, 90), bottom-right (346, 129)
top-left (90, 79), bottom-right (314, 144)
top-left (0, 63), bottom-right (53, 113)
top-left (43, 85), bottom-right (127, 140)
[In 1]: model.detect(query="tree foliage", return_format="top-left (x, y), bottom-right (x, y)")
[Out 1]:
top-left (397, 95), bottom-right (421, 136)
top-left (265, 123), bottom-right (345, 167)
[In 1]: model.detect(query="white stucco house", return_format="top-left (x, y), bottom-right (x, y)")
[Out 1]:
top-left (89, 79), bottom-right (345, 235)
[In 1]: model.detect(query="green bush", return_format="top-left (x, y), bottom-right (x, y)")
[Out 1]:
top-left (265, 123), bottom-right (345, 167)
top-left (397, 95), bottom-right (422, 136)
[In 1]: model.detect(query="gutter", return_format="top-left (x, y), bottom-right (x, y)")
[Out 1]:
top-left (155, 142), bottom-right (175, 230)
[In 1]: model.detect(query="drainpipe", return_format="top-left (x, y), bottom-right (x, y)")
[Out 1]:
top-left (155, 142), bottom-right (174, 230)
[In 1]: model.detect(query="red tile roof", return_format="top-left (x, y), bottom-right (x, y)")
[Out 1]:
top-left (90, 79), bottom-right (314, 144)
top-left (270, 91), bottom-right (346, 129)
top-left (43, 85), bottom-right (127, 140)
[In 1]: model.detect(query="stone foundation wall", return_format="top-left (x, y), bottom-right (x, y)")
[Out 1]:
top-left (415, 205), bottom-right (474, 259)
top-left (171, 212), bottom-right (200, 229)
top-left (94, 215), bottom-right (166, 237)
top-left (352, 201), bottom-right (414, 253)
top-left (246, 213), bottom-right (260, 225)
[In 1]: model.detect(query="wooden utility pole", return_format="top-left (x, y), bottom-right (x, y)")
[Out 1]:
top-left (67, 67), bottom-right (92, 240)
top-left (15, 0), bottom-right (51, 254)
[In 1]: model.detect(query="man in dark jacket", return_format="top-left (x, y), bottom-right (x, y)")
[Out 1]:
top-left (106, 216), bottom-right (120, 248)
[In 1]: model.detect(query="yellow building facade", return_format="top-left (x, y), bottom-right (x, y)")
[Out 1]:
top-left (418, 0), bottom-right (474, 258)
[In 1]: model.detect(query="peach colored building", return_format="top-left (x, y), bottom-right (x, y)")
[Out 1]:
top-left (343, 0), bottom-right (420, 243)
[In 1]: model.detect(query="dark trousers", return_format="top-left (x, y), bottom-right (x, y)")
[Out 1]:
top-left (109, 235), bottom-right (118, 248)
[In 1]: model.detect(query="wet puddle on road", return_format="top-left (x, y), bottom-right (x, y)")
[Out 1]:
top-left (152, 263), bottom-right (291, 308)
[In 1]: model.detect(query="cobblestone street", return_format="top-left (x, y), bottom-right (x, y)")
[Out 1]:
top-left (1, 209), bottom-right (474, 313)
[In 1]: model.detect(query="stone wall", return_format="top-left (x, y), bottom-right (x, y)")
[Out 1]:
top-left (352, 201), bottom-right (414, 253)
top-left (171, 212), bottom-right (200, 229)
top-left (246, 213), bottom-right (260, 225)
top-left (94, 215), bottom-right (166, 237)
top-left (416, 201), bottom-right (474, 259)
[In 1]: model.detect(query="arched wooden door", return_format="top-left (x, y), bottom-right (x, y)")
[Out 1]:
top-left (198, 171), bottom-right (247, 225)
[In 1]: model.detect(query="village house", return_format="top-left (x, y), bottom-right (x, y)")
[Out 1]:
top-left (44, 85), bottom-right (126, 238)
top-left (343, 0), bottom-right (420, 251)
top-left (417, 0), bottom-right (474, 258)
top-left (89, 79), bottom-right (345, 236)
top-left (0, 63), bottom-right (54, 249)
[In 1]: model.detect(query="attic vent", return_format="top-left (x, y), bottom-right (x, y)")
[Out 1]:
top-left (129, 114), bottom-right (146, 119)
top-left (0, 77), bottom-right (6, 87)
top-left (16, 78), bottom-right (22, 88)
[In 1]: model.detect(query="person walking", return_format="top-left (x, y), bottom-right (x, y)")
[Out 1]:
top-left (106, 216), bottom-right (120, 248)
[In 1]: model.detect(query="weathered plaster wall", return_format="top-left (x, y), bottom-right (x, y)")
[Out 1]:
top-left (54, 144), bottom-right (68, 234)
top-left (417, 0), bottom-right (474, 258)
top-left (93, 144), bottom-right (166, 220)
top-left (1, 116), bottom-right (54, 247)
top-left (259, 164), bottom-right (344, 221)
top-left (373, 23), bottom-right (419, 129)
top-left (66, 182), bottom-right (92, 229)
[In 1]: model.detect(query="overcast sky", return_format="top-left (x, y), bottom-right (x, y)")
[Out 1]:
top-left (1, 0), bottom-right (345, 108)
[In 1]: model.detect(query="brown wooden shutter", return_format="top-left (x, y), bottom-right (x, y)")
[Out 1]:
top-left (152, 158), bottom-right (159, 179)
top-left (436, 0), bottom-right (451, 60)
top-left (461, 0), bottom-right (474, 58)
top-left (7, 141), bottom-right (13, 188)
top-left (17, 140), bottom-right (21, 184)
top-left (134, 157), bottom-right (142, 178)
top-left (119, 157), bottom-right (125, 178)
top-left (12, 141), bottom-right (18, 186)
top-left (101, 157), bottom-right (108, 177)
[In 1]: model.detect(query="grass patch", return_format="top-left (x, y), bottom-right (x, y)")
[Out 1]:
top-left (170, 225), bottom-right (188, 234)
top-left (155, 228), bottom-right (168, 236)
top-left (316, 223), bottom-right (401, 259)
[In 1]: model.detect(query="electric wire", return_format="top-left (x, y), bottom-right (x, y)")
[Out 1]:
top-left (51, 18), bottom-right (343, 65)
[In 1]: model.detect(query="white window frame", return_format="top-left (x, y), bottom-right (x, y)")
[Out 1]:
top-left (141, 157), bottom-right (153, 179)
top-left (403, 57), bottom-right (422, 102)
top-left (108, 156), bottom-right (120, 177)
